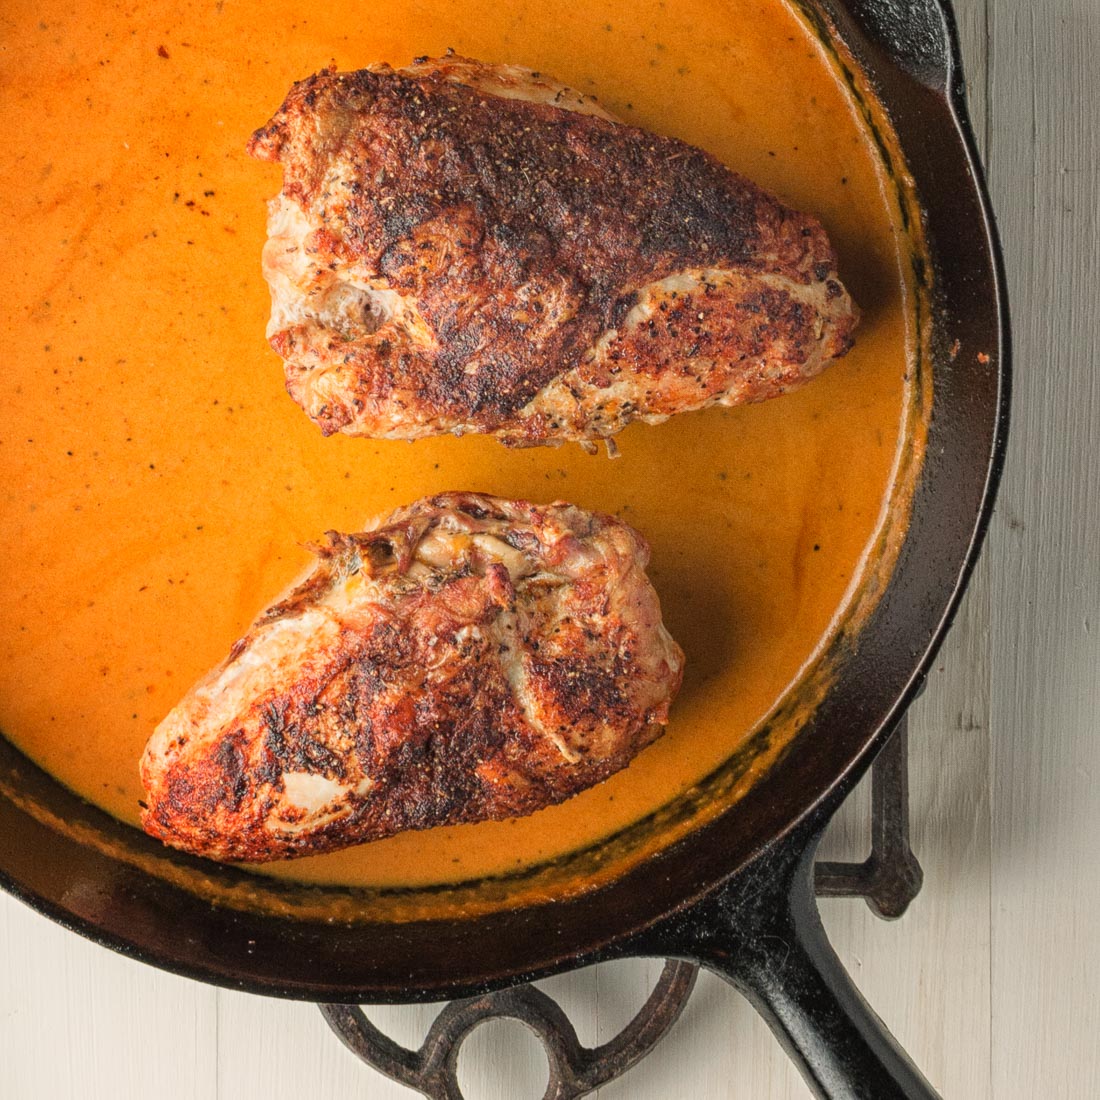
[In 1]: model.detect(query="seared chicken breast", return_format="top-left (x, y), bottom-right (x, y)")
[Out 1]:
top-left (247, 54), bottom-right (858, 449)
top-left (140, 493), bottom-right (684, 862)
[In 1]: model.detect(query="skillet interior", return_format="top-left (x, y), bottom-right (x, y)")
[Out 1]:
top-left (0, 0), bottom-right (1006, 1000)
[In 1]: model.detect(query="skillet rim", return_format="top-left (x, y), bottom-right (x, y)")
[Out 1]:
top-left (0, 0), bottom-right (1010, 1002)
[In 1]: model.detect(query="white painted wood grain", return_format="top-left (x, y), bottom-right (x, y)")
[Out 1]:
top-left (0, 892), bottom-right (217, 1100)
top-left (986, 0), bottom-right (1100, 1095)
top-left (4, 0), bottom-right (1100, 1096)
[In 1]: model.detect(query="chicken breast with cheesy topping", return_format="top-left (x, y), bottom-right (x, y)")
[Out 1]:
top-left (139, 493), bottom-right (684, 862)
top-left (247, 54), bottom-right (858, 450)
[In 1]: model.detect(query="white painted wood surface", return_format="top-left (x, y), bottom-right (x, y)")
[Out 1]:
top-left (2, 0), bottom-right (1098, 1095)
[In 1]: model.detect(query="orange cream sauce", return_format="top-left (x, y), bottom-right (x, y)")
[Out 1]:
top-left (0, 0), bottom-right (915, 889)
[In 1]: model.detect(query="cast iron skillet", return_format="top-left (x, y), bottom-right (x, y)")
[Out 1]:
top-left (0, 0), bottom-right (1007, 1095)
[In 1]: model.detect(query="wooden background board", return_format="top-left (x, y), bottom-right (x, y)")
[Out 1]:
top-left (2, 0), bottom-right (1098, 1095)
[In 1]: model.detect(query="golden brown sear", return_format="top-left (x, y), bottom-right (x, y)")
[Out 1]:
top-left (139, 493), bottom-right (684, 862)
top-left (247, 55), bottom-right (858, 449)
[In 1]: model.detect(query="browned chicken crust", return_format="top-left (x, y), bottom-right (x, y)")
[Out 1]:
top-left (247, 55), bottom-right (858, 448)
top-left (139, 493), bottom-right (684, 862)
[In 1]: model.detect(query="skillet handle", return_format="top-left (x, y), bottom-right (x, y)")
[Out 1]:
top-left (648, 823), bottom-right (941, 1100)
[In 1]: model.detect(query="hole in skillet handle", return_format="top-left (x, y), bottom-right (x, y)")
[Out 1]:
top-left (320, 960), bottom-right (698, 1100)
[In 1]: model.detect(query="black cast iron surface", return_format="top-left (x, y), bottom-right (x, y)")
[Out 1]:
top-left (322, 961), bottom-right (700, 1100)
top-left (0, 1), bottom-right (1009, 1098)
top-left (815, 717), bottom-right (923, 919)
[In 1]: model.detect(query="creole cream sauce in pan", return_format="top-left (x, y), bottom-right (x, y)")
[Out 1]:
top-left (0, 0), bottom-right (919, 889)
